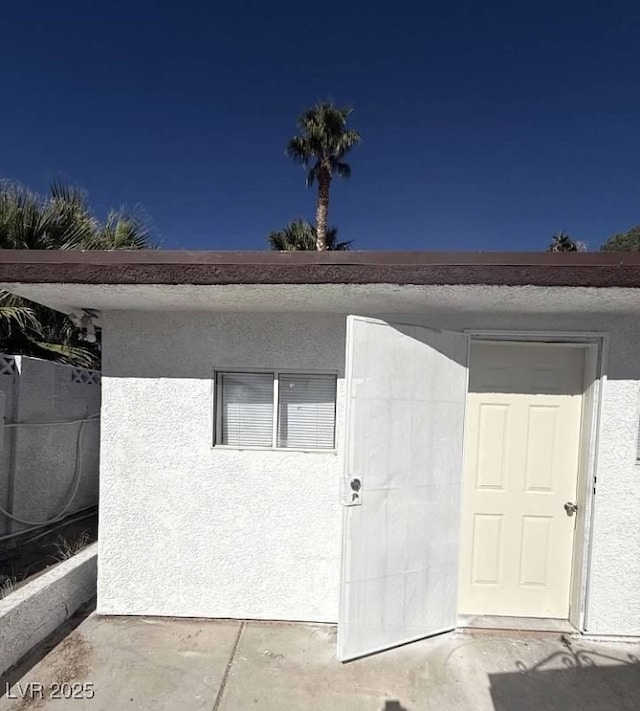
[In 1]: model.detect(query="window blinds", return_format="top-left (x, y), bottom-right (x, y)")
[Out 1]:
top-left (219, 372), bottom-right (274, 447)
top-left (277, 373), bottom-right (336, 449)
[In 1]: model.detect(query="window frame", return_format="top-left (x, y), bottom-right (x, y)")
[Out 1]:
top-left (213, 367), bottom-right (338, 453)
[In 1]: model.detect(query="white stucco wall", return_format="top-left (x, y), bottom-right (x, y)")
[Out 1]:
top-left (98, 312), bottom-right (346, 622)
top-left (98, 308), bottom-right (640, 635)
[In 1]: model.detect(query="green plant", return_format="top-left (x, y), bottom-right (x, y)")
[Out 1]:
top-left (0, 575), bottom-right (17, 600)
top-left (547, 231), bottom-right (579, 252)
top-left (0, 179), bottom-right (154, 366)
top-left (53, 532), bottom-right (91, 561)
top-left (268, 220), bottom-right (351, 251)
top-left (600, 225), bottom-right (640, 252)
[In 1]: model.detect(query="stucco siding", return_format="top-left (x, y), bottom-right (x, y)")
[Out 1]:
top-left (98, 312), bottom-right (345, 622)
top-left (98, 308), bottom-right (640, 634)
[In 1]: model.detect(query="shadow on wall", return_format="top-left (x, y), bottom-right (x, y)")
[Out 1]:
top-left (102, 312), bottom-right (348, 380)
top-left (103, 310), bottom-right (640, 383)
top-left (388, 311), bottom-right (640, 382)
top-left (382, 702), bottom-right (408, 711)
top-left (489, 643), bottom-right (640, 711)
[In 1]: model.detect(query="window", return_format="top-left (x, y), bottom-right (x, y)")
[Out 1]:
top-left (215, 371), bottom-right (337, 450)
top-left (217, 372), bottom-right (274, 448)
top-left (277, 374), bottom-right (337, 449)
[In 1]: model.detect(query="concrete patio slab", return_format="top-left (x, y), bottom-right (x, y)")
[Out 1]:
top-left (1, 614), bottom-right (639, 710)
top-left (0, 614), bottom-right (241, 711)
top-left (222, 623), bottom-right (640, 710)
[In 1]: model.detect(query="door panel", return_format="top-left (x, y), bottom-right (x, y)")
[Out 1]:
top-left (471, 514), bottom-right (503, 585)
top-left (459, 343), bottom-right (584, 619)
top-left (338, 316), bottom-right (468, 661)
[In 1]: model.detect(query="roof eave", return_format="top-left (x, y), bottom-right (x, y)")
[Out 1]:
top-left (0, 250), bottom-right (639, 288)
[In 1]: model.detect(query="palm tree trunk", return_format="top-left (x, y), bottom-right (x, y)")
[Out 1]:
top-left (315, 172), bottom-right (331, 251)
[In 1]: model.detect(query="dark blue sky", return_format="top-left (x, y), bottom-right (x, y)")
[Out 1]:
top-left (2, 1), bottom-right (639, 251)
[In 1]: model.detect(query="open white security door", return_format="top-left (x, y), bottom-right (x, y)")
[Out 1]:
top-left (338, 316), bottom-right (469, 661)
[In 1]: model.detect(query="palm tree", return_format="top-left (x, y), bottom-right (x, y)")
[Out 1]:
top-left (93, 211), bottom-right (152, 250)
top-left (286, 102), bottom-right (361, 251)
top-left (547, 231), bottom-right (579, 252)
top-left (0, 180), bottom-right (154, 366)
top-left (0, 181), bottom-right (89, 250)
top-left (268, 220), bottom-right (352, 251)
top-left (0, 181), bottom-right (152, 251)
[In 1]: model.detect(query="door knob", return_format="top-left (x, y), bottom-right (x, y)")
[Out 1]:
top-left (350, 478), bottom-right (362, 502)
top-left (564, 501), bottom-right (578, 516)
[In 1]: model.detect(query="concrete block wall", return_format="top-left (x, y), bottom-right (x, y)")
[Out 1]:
top-left (0, 543), bottom-right (97, 677)
top-left (0, 355), bottom-right (101, 537)
top-left (0, 359), bottom-right (18, 538)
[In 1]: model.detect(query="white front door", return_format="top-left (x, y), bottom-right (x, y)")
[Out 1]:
top-left (458, 342), bottom-right (585, 619)
top-left (338, 316), bottom-right (469, 661)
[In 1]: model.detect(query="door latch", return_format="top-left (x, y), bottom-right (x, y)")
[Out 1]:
top-left (343, 477), bottom-right (362, 506)
top-left (564, 501), bottom-right (578, 517)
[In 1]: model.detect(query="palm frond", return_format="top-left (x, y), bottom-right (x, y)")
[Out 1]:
top-left (0, 304), bottom-right (39, 332)
top-left (326, 232), bottom-right (352, 251)
top-left (285, 136), bottom-right (313, 165)
top-left (306, 165), bottom-right (321, 187)
top-left (0, 291), bottom-right (41, 337)
top-left (49, 181), bottom-right (88, 207)
top-left (267, 233), bottom-right (290, 251)
top-left (90, 208), bottom-right (153, 250)
top-left (547, 231), bottom-right (579, 253)
top-left (334, 130), bottom-right (361, 157)
top-left (267, 220), bottom-right (352, 251)
top-left (0, 178), bottom-right (156, 366)
top-left (286, 101), bottom-right (361, 194)
top-left (27, 340), bottom-right (98, 368)
top-left (0, 180), bottom-right (98, 249)
top-left (0, 180), bottom-right (154, 251)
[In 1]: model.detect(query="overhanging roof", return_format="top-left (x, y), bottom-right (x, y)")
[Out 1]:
top-left (1, 250), bottom-right (639, 317)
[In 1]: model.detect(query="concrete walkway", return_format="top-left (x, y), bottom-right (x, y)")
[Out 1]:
top-left (1, 614), bottom-right (640, 710)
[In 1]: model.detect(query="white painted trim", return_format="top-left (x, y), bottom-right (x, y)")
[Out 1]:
top-left (465, 329), bottom-right (608, 340)
top-left (580, 337), bottom-right (608, 632)
top-left (211, 366), bottom-right (340, 375)
top-left (213, 445), bottom-right (338, 454)
top-left (460, 329), bottom-right (607, 634)
top-left (571, 343), bottom-right (600, 630)
top-left (472, 340), bottom-right (593, 349)
top-left (337, 315), bottom-right (358, 660)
